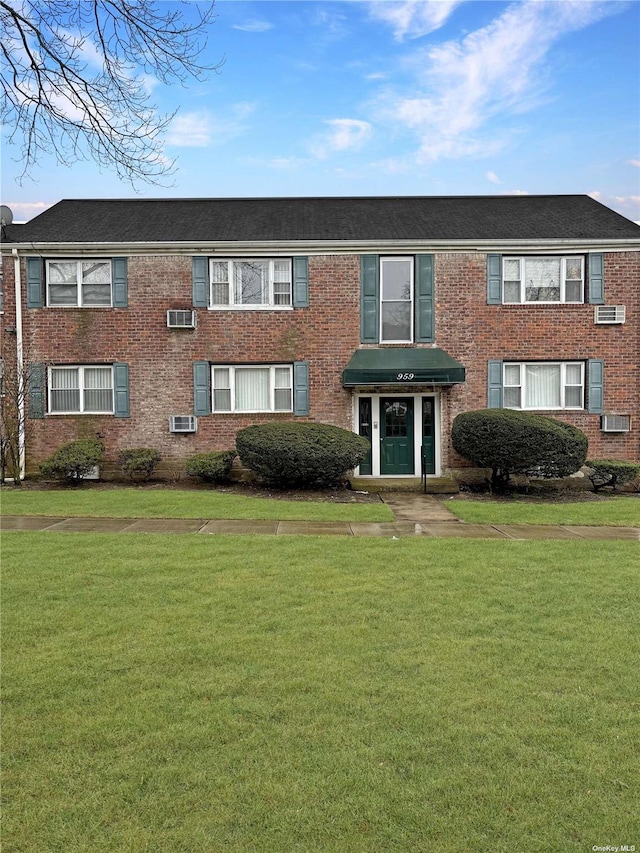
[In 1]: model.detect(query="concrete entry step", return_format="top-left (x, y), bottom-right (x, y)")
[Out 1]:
top-left (349, 477), bottom-right (459, 494)
top-left (380, 492), bottom-right (462, 523)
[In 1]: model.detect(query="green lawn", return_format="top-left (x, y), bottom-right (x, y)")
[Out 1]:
top-left (3, 532), bottom-right (639, 852)
top-left (0, 487), bottom-right (393, 523)
top-left (448, 496), bottom-right (640, 527)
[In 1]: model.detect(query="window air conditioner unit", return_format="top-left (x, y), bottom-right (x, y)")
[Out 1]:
top-left (167, 310), bottom-right (196, 329)
top-left (600, 414), bottom-right (631, 433)
top-left (594, 305), bottom-right (625, 324)
top-left (169, 415), bottom-right (197, 433)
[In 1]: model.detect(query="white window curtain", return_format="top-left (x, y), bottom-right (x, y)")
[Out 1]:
top-left (84, 367), bottom-right (113, 412)
top-left (274, 367), bottom-right (292, 410)
top-left (236, 368), bottom-right (269, 411)
top-left (273, 261), bottom-right (292, 305)
top-left (503, 258), bottom-right (521, 303)
top-left (211, 261), bottom-right (230, 305)
top-left (564, 363), bottom-right (583, 407)
top-left (525, 364), bottom-right (560, 408)
top-left (503, 364), bottom-right (521, 407)
top-left (51, 368), bottom-right (80, 411)
top-left (213, 367), bottom-right (231, 410)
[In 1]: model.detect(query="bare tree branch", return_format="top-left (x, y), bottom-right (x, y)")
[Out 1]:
top-left (0, 0), bottom-right (222, 186)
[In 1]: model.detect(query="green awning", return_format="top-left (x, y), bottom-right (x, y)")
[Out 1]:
top-left (342, 347), bottom-right (465, 387)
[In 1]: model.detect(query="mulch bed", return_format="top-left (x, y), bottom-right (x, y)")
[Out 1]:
top-left (4, 478), bottom-right (637, 504)
top-left (3, 478), bottom-right (385, 505)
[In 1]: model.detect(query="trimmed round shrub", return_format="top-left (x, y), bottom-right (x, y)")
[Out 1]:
top-left (587, 459), bottom-right (640, 492)
top-left (39, 439), bottom-right (105, 482)
top-left (452, 409), bottom-right (588, 489)
top-left (235, 422), bottom-right (370, 488)
top-left (119, 447), bottom-right (162, 481)
top-left (185, 451), bottom-right (236, 483)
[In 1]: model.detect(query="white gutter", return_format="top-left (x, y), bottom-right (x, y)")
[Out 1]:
top-left (3, 238), bottom-right (640, 257)
top-left (12, 248), bottom-right (25, 480)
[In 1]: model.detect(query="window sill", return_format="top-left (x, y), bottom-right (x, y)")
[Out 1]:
top-left (208, 305), bottom-right (294, 311)
top-left (212, 410), bottom-right (293, 415)
top-left (501, 302), bottom-right (585, 306)
top-left (504, 407), bottom-right (584, 413)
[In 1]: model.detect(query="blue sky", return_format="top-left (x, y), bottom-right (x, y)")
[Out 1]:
top-left (2, 0), bottom-right (639, 223)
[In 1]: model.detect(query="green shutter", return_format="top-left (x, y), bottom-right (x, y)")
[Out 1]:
top-left (293, 257), bottom-right (309, 308)
top-left (193, 361), bottom-right (210, 415)
top-left (360, 255), bottom-right (379, 343)
top-left (487, 360), bottom-right (503, 408)
top-left (588, 359), bottom-right (604, 414)
top-left (113, 363), bottom-right (130, 417)
top-left (415, 254), bottom-right (434, 343)
top-left (192, 257), bottom-right (209, 308)
top-left (487, 254), bottom-right (502, 304)
top-left (112, 258), bottom-right (128, 307)
top-left (293, 361), bottom-right (309, 416)
top-left (26, 257), bottom-right (43, 308)
top-left (28, 363), bottom-right (45, 418)
top-left (588, 254), bottom-right (604, 304)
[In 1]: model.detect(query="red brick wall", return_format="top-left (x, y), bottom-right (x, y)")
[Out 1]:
top-left (2, 248), bottom-right (638, 474)
top-left (435, 251), bottom-right (640, 467)
top-left (5, 254), bottom-right (359, 471)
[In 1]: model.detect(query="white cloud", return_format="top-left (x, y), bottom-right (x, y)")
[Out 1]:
top-left (311, 8), bottom-right (350, 41)
top-left (589, 191), bottom-right (640, 220)
top-left (232, 19), bottom-right (273, 33)
top-left (486, 171), bottom-right (501, 184)
top-left (376, 1), bottom-right (621, 164)
top-left (166, 103), bottom-right (255, 148)
top-left (629, 159), bottom-right (640, 168)
top-left (312, 119), bottom-right (372, 160)
top-left (368, 1), bottom-right (462, 41)
top-left (4, 201), bottom-right (53, 222)
top-left (166, 112), bottom-right (213, 147)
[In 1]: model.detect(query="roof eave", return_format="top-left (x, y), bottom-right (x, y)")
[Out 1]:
top-left (3, 237), bottom-right (640, 256)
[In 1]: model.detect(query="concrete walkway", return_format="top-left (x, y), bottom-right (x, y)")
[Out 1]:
top-left (1, 493), bottom-right (638, 539)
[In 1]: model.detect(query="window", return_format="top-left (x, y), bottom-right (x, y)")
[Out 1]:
top-left (380, 257), bottom-right (413, 343)
top-left (48, 366), bottom-right (114, 413)
top-left (212, 365), bottom-right (293, 412)
top-left (503, 362), bottom-right (584, 410)
top-left (210, 259), bottom-right (292, 308)
top-left (503, 256), bottom-right (584, 304)
top-left (47, 260), bottom-right (112, 307)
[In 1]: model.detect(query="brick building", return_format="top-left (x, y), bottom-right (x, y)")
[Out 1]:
top-left (1, 195), bottom-right (639, 481)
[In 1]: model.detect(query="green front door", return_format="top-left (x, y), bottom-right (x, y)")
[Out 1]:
top-left (380, 398), bottom-right (414, 474)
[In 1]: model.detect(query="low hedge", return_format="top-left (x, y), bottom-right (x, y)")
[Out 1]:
top-left (119, 448), bottom-right (162, 481)
top-left (39, 439), bottom-right (105, 482)
top-left (185, 451), bottom-right (237, 483)
top-left (235, 422), bottom-right (370, 488)
top-left (587, 459), bottom-right (640, 492)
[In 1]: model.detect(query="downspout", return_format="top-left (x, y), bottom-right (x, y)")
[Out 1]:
top-left (12, 248), bottom-right (25, 480)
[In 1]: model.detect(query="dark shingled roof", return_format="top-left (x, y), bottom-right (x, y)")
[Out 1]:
top-left (4, 195), bottom-right (640, 244)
